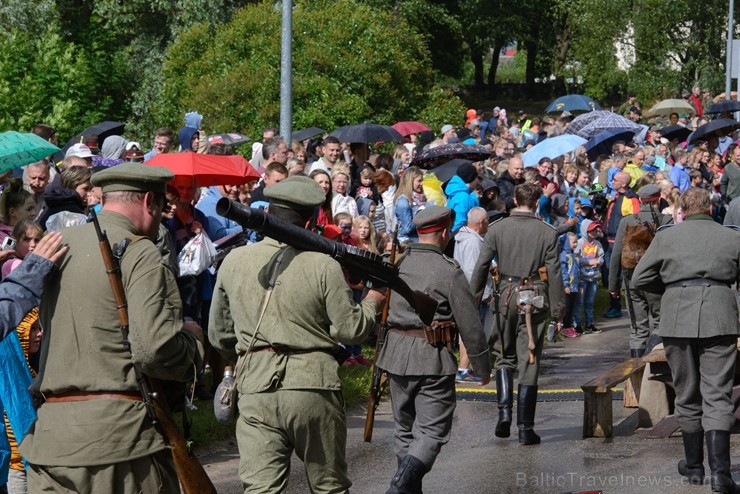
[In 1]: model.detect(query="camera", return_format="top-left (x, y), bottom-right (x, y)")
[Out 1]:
top-left (1, 237), bottom-right (16, 251)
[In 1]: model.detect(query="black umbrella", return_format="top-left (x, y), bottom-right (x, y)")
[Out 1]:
top-left (688, 118), bottom-right (740, 144)
top-left (412, 143), bottom-right (492, 169)
top-left (432, 159), bottom-right (471, 184)
top-left (705, 100), bottom-right (740, 114)
top-left (660, 125), bottom-right (692, 142)
top-left (207, 132), bottom-right (250, 147)
top-left (585, 128), bottom-right (637, 161)
top-left (330, 123), bottom-right (403, 144)
top-left (55, 121), bottom-right (126, 162)
top-left (292, 127), bottom-right (325, 142)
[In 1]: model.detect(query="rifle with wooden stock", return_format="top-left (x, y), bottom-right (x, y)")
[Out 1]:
top-left (363, 227), bottom-right (399, 442)
top-left (89, 210), bottom-right (216, 494)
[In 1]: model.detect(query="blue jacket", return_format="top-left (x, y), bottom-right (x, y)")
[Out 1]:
top-left (559, 237), bottom-right (580, 291)
top-left (394, 195), bottom-right (417, 242)
top-left (195, 186), bottom-right (243, 242)
top-left (445, 175), bottom-right (479, 234)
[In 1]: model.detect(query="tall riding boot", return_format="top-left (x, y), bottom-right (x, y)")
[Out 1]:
top-left (677, 430), bottom-right (705, 485)
top-left (495, 368), bottom-right (513, 438)
top-left (517, 384), bottom-right (541, 445)
top-left (706, 430), bottom-right (739, 493)
top-left (386, 455), bottom-right (427, 494)
top-left (630, 348), bottom-right (644, 358)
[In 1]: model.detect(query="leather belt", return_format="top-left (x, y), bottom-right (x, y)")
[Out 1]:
top-left (45, 391), bottom-right (141, 403)
top-left (238, 346), bottom-right (322, 357)
top-left (389, 328), bottom-right (427, 338)
top-left (665, 278), bottom-right (730, 289)
top-left (499, 273), bottom-right (542, 283)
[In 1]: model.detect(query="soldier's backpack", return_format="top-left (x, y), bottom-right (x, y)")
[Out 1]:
top-left (621, 212), bottom-right (659, 270)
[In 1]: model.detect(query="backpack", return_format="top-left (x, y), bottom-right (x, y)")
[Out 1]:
top-left (621, 213), bottom-right (658, 270)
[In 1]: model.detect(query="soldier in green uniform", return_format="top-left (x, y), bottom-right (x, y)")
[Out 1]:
top-left (21, 163), bottom-right (205, 493)
top-left (377, 205), bottom-right (491, 494)
top-left (208, 176), bottom-right (385, 493)
top-left (632, 188), bottom-right (740, 494)
top-left (608, 184), bottom-right (672, 357)
top-left (470, 182), bottom-right (564, 445)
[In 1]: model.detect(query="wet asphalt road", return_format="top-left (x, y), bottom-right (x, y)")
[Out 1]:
top-left (200, 314), bottom-right (740, 493)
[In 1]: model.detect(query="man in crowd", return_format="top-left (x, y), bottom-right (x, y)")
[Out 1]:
top-left (496, 154), bottom-right (524, 211)
top-left (604, 171), bottom-right (639, 319)
top-left (143, 127), bottom-right (174, 161)
top-left (21, 163), bottom-right (204, 493)
top-left (249, 162), bottom-right (288, 205)
top-left (23, 160), bottom-right (51, 218)
top-left (209, 176), bottom-right (385, 492)
top-left (632, 188), bottom-right (740, 493)
top-left (378, 205), bottom-right (490, 492)
top-left (670, 149), bottom-right (691, 192)
top-left (309, 136), bottom-right (342, 173)
top-left (720, 145), bottom-right (740, 203)
top-left (470, 183), bottom-right (563, 446)
top-left (440, 124), bottom-right (457, 144)
top-left (608, 184), bottom-right (671, 357)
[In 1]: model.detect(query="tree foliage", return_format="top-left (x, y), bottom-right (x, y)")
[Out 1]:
top-left (150, 0), bottom-right (440, 139)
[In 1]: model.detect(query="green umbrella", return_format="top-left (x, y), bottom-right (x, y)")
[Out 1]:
top-left (0, 131), bottom-right (60, 173)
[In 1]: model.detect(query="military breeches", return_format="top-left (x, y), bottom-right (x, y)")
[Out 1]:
top-left (237, 388), bottom-right (350, 494)
top-left (625, 278), bottom-right (661, 351)
top-left (491, 300), bottom-right (548, 386)
top-left (388, 374), bottom-right (456, 469)
top-left (27, 449), bottom-right (179, 494)
top-left (663, 335), bottom-right (738, 433)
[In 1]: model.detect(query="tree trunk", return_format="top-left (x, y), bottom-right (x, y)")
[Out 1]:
top-left (471, 45), bottom-right (484, 90)
top-left (487, 41), bottom-right (504, 93)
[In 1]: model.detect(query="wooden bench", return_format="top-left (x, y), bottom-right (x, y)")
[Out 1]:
top-left (582, 358), bottom-right (647, 438)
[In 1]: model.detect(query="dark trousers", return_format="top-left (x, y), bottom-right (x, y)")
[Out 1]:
top-left (563, 291), bottom-right (578, 328)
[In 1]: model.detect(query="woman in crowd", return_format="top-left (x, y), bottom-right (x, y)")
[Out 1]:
top-left (331, 164), bottom-right (358, 218)
top-left (39, 167), bottom-right (92, 230)
top-left (373, 169), bottom-right (396, 232)
top-left (393, 165), bottom-right (424, 243)
top-left (310, 169), bottom-right (333, 230)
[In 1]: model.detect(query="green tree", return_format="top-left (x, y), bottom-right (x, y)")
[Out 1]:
top-left (151, 0), bottom-right (441, 140)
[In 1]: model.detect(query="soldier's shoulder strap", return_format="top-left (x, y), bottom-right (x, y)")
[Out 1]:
top-left (724, 224), bottom-right (740, 232)
top-left (656, 224), bottom-right (675, 233)
top-left (441, 253), bottom-right (460, 269)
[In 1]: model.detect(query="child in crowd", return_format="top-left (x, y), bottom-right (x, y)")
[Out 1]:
top-left (333, 213), bottom-right (372, 366)
top-left (559, 232), bottom-right (580, 338)
top-left (2, 220), bottom-right (44, 279)
top-left (573, 222), bottom-right (604, 334)
top-left (575, 168), bottom-right (592, 197)
top-left (560, 164), bottom-right (579, 197)
top-left (352, 215), bottom-right (379, 254)
top-left (352, 166), bottom-right (380, 203)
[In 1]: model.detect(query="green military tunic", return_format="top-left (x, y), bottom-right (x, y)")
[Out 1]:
top-left (209, 237), bottom-right (378, 492)
top-left (631, 215), bottom-right (740, 432)
top-left (469, 210), bottom-right (564, 385)
top-left (21, 212), bottom-right (202, 481)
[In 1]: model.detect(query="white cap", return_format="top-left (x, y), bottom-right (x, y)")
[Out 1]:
top-left (126, 141), bottom-right (142, 151)
top-left (65, 143), bottom-right (95, 159)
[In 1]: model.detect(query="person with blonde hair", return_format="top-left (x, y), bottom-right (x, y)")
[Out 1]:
top-left (352, 215), bottom-right (378, 254)
top-left (393, 166), bottom-right (425, 243)
top-left (331, 165), bottom-right (358, 218)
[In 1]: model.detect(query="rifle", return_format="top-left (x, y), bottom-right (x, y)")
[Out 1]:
top-left (490, 267), bottom-right (506, 358)
top-left (216, 198), bottom-right (438, 325)
top-left (363, 227), bottom-right (399, 442)
top-left (89, 211), bottom-right (217, 494)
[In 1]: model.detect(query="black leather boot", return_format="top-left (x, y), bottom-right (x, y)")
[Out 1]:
top-left (678, 430), bottom-right (705, 485)
top-left (386, 455), bottom-right (427, 494)
top-left (706, 430), bottom-right (739, 493)
top-left (517, 384), bottom-right (541, 445)
top-left (630, 348), bottom-right (645, 358)
top-left (495, 368), bottom-right (513, 438)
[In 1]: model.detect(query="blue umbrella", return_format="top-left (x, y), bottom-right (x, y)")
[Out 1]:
top-left (705, 100), bottom-right (740, 115)
top-left (545, 94), bottom-right (601, 113)
top-left (522, 135), bottom-right (587, 167)
top-left (585, 128), bottom-right (638, 161)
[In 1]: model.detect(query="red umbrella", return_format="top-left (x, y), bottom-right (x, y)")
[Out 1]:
top-left (145, 152), bottom-right (259, 187)
top-left (392, 121), bottom-right (431, 137)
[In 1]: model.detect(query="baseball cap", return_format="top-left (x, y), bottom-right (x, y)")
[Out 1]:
top-left (65, 143), bottom-right (95, 159)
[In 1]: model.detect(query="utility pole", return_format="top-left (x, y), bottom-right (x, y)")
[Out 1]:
top-left (726, 0), bottom-right (734, 101)
top-left (280, 0), bottom-right (293, 144)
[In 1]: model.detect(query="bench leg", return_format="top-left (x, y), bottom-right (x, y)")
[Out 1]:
top-left (624, 367), bottom-right (645, 408)
top-left (583, 389), bottom-right (613, 438)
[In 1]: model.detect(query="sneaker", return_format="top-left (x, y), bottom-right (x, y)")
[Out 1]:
top-left (456, 370), bottom-right (483, 383)
top-left (604, 308), bottom-right (623, 319)
top-left (562, 327), bottom-right (579, 338)
top-left (455, 369), bottom-right (469, 382)
top-left (343, 356), bottom-right (358, 366)
top-left (354, 355), bottom-right (373, 366)
top-left (584, 324), bottom-right (602, 334)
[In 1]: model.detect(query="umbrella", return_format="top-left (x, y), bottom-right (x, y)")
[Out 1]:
top-left (521, 135), bottom-right (587, 167)
top-left (330, 123), bottom-right (403, 143)
top-left (431, 159), bottom-right (471, 184)
top-left (585, 128), bottom-right (637, 161)
top-left (392, 121), bottom-right (431, 137)
top-left (568, 112), bottom-right (642, 139)
top-left (545, 94), bottom-right (601, 113)
top-left (688, 118), bottom-right (740, 144)
top-left (56, 121), bottom-right (126, 161)
top-left (411, 143), bottom-right (493, 169)
top-left (646, 99), bottom-right (695, 117)
top-left (705, 100), bottom-right (740, 114)
top-left (145, 152), bottom-right (260, 187)
top-left (0, 131), bottom-right (60, 173)
top-left (292, 127), bottom-right (325, 142)
top-left (207, 133), bottom-right (250, 147)
top-left (660, 125), bottom-right (692, 142)
top-left (566, 111), bottom-right (620, 136)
